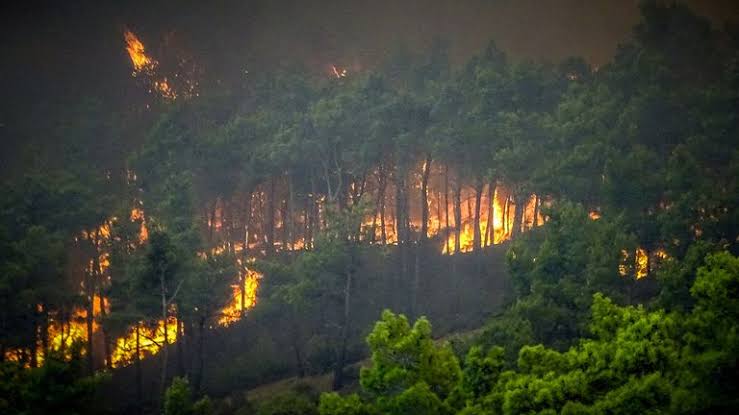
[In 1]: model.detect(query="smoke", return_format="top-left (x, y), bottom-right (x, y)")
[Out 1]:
top-left (1, 0), bottom-right (737, 176)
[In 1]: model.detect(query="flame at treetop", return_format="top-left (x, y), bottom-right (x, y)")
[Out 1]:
top-left (124, 29), bottom-right (156, 75)
top-left (123, 29), bottom-right (189, 100)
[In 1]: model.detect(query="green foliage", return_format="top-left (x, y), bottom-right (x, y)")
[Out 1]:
top-left (0, 348), bottom-right (109, 415)
top-left (481, 202), bottom-right (634, 353)
top-left (164, 377), bottom-right (213, 415)
top-left (255, 390), bottom-right (319, 415)
top-left (321, 251), bottom-right (739, 414)
top-left (361, 310), bottom-right (460, 401)
top-left (319, 310), bottom-right (460, 415)
top-left (164, 377), bottom-right (194, 415)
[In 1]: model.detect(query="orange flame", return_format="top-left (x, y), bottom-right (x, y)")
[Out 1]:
top-left (124, 29), bottom-right (156, 74)
top-left (111, 317), bottom-right (178, 368)
top-left (218, 266), bottom-right (262, 327)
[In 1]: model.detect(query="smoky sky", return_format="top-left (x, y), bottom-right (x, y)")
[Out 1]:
top-left (1, 0), bottom-right (737, 172)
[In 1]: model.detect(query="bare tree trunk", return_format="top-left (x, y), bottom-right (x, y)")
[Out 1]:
top-left (290, 316), bottom-right (305, 378)
top-left (332, 267), bottom-right (353, 390)
top-left (473, 179), bottom-right (484, 252)
top-left (135, 324), bottom-right (143, 415)
top-left (30, 316), bottom-right (38, 368)
top-left (176, 316), bottom-right (184, 377)
top-left (420, 155), bottom-right (432, 242)
top-left (159, 270), bottom-right (169, 399)
top-left (445, 165), bottom-right (450, 253)
top-left (484, 182), bottom-right (495, 246)
top-left (242, 191), bottom-right (252, 314)
top-left (91, 233), bottom-right (112, 370)
top-left (413, 156), bottom-right (432, 318)
top-left (266, 179), bottom-right (276, 255)
top-left (503, 195), bottom-right (510, 236)
top-left (532, 194), bottom-right (540, 227)
top-left (511, 192), bottom-right (525, 238)
top-left (288, 174), bottom-right (295, 249)
top-left (99, 295), bottom-right (112, 370)
top-left (454, 182), bottom-right (462, 254)
top-left (395, 173), bottom-right (406, 245)
top-left (40, 306), bottom-right (48, 364)
top-left (86, 271), bottom-right (95, 374)
top-left (281, 197), bottom-right (289, 251)
top-left (192, 316), bottom-right (205, 395)
top-left (378, 165), bottom-right (387, 244)
top-left (303, 196), bottom-right (310, 249)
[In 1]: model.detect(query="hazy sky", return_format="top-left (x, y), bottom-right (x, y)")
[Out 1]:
top-left (0, 0), bottom-right (737, 160)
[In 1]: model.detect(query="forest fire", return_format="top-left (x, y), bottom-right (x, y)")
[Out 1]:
top-left (124, 29), bottom-right (155, 74)
top-left (110, 317), bottom-right (179, 368)
top-left (123, 29), bottom-right (186, 100)
top-left (218, 267), bottom-right (262, 327)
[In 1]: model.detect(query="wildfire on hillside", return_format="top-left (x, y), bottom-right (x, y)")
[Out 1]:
top-left (111, 317), bottom-right (179, 368)
top-left (218, 265), bottom-right (262, 327)
top-left (123, 29), bottom-right (198, 100)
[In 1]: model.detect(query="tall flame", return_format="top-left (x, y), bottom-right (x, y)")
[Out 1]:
top-left (111, 317), bottom-right (179, 368)
top-left (124, 29), bottom-right (156, 74)
top-left (218, 266), bottom-right (262, 327)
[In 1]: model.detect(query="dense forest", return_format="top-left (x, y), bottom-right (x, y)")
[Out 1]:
top-left (1, 1), bottom-right (738, 414)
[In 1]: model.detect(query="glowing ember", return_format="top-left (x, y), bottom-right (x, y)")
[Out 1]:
top-left (331, 65), bottom-right (348, 78)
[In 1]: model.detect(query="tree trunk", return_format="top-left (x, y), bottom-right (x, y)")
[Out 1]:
top-left (159, 270), bottom-right (169, 399)
top-left (332, 267), bottom-right (353, 390)
top-left (135, 324), bottom-right (143, 415)
top-left (473, 179), bottom-right (484, 252)
top-left (395, 173), bottom-right (406, 245)
top-left (281, 197), bottom-right (289, 251)
top-left (511, 193), bottom-right (525, 238)
top-left (395, 168), bottom-right (408, 304)
top-left (503, 195), bottom-right (510, 236)
top-left (288, 174), bottom-right (295, 249)
top-left (86, 276), bottom-right (95, 374)
top-left (378, 165), bottom-right (387, 244)
top-left (40, 306), bottom-right (49, 364)
top-left (413, 156), bottom-right (432, 318)
top-left (444, 165), bottom-right (450, 253)
top-left (242, 191), bottom-right (252, 314)
top-left (30, 314), bottom-right (38, 368)
top-left (420, 155), bottom-right (432, 242)
top-left (453, 182), bottom-right (462, 254)
top-left (266, 179), bottom-right (276, 255)
top-left (176, 316), bottom-right (185, 377)
top-left (484, 182), bottom-right (495, 246)
top-left (99, 295), bottom-right (112, 370)
top-left (192, 317), bottom-right (205, 395)
top-left (291, 316), bottom-right (305, 378)
top-left (532, 194), bottom-right (540, 227)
